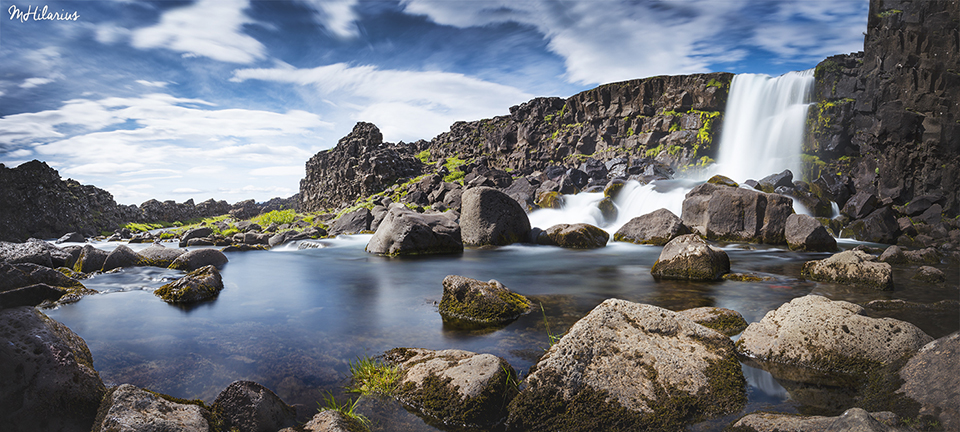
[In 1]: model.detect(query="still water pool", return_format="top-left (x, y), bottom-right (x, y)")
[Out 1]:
top-left (45, 236), bottom-right (959, 431)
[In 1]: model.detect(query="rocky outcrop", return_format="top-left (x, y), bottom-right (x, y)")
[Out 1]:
top-left (211, 380), bottom-right (297, 432)
top-left (154, 265), bottom-right (224, 304)
top-left (681, 182), bottom-right (794, 244)
top-left (535, 223), bottom-right (609, 249)
top-left (365, 203), bottom-right (462, 256)
top-left (386, 348), bottom-right (517, 429)
top-left (731, 408), bottom-right (914, 432)
top-left (801, 249), bottom-right (893, 290)
top-left (91, 384), bottom-right (211, 432)
top-left (736, 295), bottom-right (933, 379)
top-left (438, 275), bottom-right (531, 327)
top-left (0, 306), bottom-right (106, 432)
top-left (613, 208), bottom-right (689, 245)
top-left (506, 299), bottom-right (745, 431)
top-left (897, 332), bottom-right (959, 431)
top-left (651, 234), bottom-right (730, 281)
top-left (460, 187), bottom-right (531, 246)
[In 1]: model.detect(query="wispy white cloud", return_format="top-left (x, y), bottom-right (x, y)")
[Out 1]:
top-left (136, 80), bottom-right (169, 88)
top-left (231, 62), bottom-right (532, 141)
top-left (20, 77), bottom-right (56, 89)
top-left (300, 0), bottom-right (359, 38)
top-left (131, 0), bottom-right (266, 63)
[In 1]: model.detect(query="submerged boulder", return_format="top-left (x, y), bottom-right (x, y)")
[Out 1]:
top-left (386, 348), bottom-right (517, 429)
top-left (91, 384), bottom-right (210, 432)
top-left (0, 307), bottom-right (106, 432)
top-left (154, 265), bottom-right (224, 304)
top-left (365, 203), bottom-right (462, 256)
top-left (506, 299), bottom-right (745, 431)
top-left (801, 249), bottom-right (893, 290)
top-left (651, 234), bottom-right (730, 281)
top-left (897, 332), bottom-right (959, 431)
top-left (168, 248), bottom-right (229, 271)
top-left (438, 275), bottom-right (531, 327)
top-left (212, 380), bottom-right (297, 432)
top-left (912, 266), bottom-right (946, 283)
top-left (460, 186), bottom-right (531, 246)
top-left (785, 214), bottom-right (837, 252)
top-left (681, 182), bottom-right (794, 244)
top-left (536, 223), bottom-right (609, 249)
top-left (613, 208), bottom-right (689, 245)
top-left (736, 295), bottom-right (933, 379)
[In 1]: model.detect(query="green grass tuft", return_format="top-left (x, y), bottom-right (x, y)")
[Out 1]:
top-left (254, 209), bottom-right (296, 226)
top-left (319, 392), bottom-right (369, 430)
top-left (348, 356), bottom-right (403, 396)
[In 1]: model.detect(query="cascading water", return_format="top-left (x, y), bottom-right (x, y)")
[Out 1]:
top-left (713, 70), bottom-right (815, 183)
top-left (528, 70), bottom-right (816, 231)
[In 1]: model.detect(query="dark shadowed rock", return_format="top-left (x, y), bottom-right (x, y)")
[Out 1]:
top-left (460, 186), bottom-right (531, 246)
top-left (0, 283), bottom-right (67, 308)
top-left (681, 182), bottom-right (793, 244)
top-left (785, 213), bottom-right (837, 252)
top-left (758, 170), bottom-right (794, 193)
top-left (801, 249), bottom-right (893, 290)
top-left (168, 248), bottom-right (228, 271)
top-left (841, 207), bottom-right (900, 244)
top-left (328, 208), bottom-right (373, 236)
top-left (613, 208), bottom-right (689, 245)
top-left (74, 244), bottom-right (109, 273)
top-left (212, 380), bottom-right (297, 432)
top-left (138, 244), bottom-right (187, 267)
top-left (842, 191), bottom-right (879, 220)
top-left (536, 223), bottom-right (608, 248)
top-left (0, 306), bottom-right (106, 432)
top-left (897, 332), bottom-right (959, 432)
top-left (102, 244), bottom-right (143, 271)
top-left (912, 266), bottom-right (945, 283)
top-left (506, 299), bottom-right (745, 431)
top-left (91, 384), bottom-right (210, 432)
top-left (737, 295), bottom-right (932, 379)
top-left (731, 408), bottom-right (913, 432)
top-left (878, 245), bottom-right (908, 264)
top-left (386, 348), bottom-right (517, 429)
top-left (365, 203), bottom-right (462, 256)
top-left (154, 265), bottom-right (224, 304)
top-left (438, 275), bottom-right (531, 327)
top-left (56, 232), bottom-right (86, 243)
top-left (651, 234), bottom-right (730, 281)
top-left (180, 226), bottom-right (214, 246)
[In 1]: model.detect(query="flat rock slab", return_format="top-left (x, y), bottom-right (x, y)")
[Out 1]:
top-left (92, 384), bottom-right (210, 432)
top-left (801, 249), bottom-right (893, 290)
top-left (386, 347), bottom-right (516, 429)
top-left (737, 295), bottom-right (933, 379)
top-left (506, 299), bottom-right (745, 431)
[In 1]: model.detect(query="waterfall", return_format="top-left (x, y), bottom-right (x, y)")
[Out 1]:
top-left (713, 70), bottom-right (815, 183)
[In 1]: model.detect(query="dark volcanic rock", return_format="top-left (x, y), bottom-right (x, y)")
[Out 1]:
top-left (438, 275), bottom-right (531, 327)
top-left (154, 265), bottom-right (224, 304)
top-left (102, 244), bottom-right (143, 271)
top-left (0, 306), bottom-right (106, 432)
top-left (651, 234), bottom-right (730, 281)
top-left (74, 244), bottom-right (109, 273)
top-left (328, 208), bottom-right (373, 236)
top-left (785, 213), bottom-right (837, 252)
top-left (613, 208), bottom-right (689, 245)
top-left (536, 223), bottom-right (609, 249)
top-left (138, 244), bottom-right (187, 267)
top-left (365, 204), bottom-right (462, 256)
top-left (460, 186), bottom-right (531, 246)
top-left (211, 380), bottom-right (297, 432)
top-left (681, 182), bottom-right (794, 244)
top-left (168, 248), bottom-right (228, 271)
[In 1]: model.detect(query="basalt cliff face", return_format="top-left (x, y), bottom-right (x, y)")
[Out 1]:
top-left (806, 0), bottom-right (959, 217)
top-left (299, 72), bottom-right (733, 212)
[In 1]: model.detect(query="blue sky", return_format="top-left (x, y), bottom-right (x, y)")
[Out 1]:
top-left (0, 0), bottom-right (868, 205)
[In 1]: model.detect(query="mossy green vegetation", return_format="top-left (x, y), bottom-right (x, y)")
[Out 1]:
top-left (439, 285), bottom-right (531, 326)
top-left (319, 393), bottom-right (370, 432)
top-left (348, 355), bottom-right (402, 396)
top-left (253, 209), bottom-right (296, 226)
top-left (416, 149), bottom-right (432, 164)
top-left (876, 9), bottom-right (903, 18)
top-left (442, 156), bottom-right (468, 184)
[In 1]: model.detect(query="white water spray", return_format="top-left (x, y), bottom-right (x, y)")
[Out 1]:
top-left (713, 70), bottom-right (815, 183)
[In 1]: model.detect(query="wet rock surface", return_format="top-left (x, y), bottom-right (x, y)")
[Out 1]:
top-left (613, 208), bottom-right (689, 245)
top-left (801, 249), bottom-right (893, 290)
top-left (651, 234), bottom-right (730, 281)
top-left (169, 248), bottom-right (229, 271)
top-left (154, 265), bottom-right (224, 304)
top-left (785, 213), bottom-right (837, 252)
top-left (536, 223), bottom-right (609, 249)
top-left (460, 186), bottom-right (531, 246)
top-left (438, 275), bottom-right (531, 327)
top-left (365, 203), bottom-right (462, 256)
top-left (212, 380), bottom-right (297, 432)
top-left (681, 182), bottom-right (794, 244)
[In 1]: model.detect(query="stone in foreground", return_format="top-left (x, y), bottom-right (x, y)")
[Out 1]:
top-left (365, 203), bottom-right (462, 256)
top-left (897, 332), bottom-right (959, 432)
top-left (280, 410), bottom-right (365, 432)
top-left (536, 223), bottom-right (609, 249)
top-left (439, 275), bottom-right (531, 327)
top-left (613, 208), bottom-right (689, 246)
top-left (506, 299), bottom-right (745, 431)
top-left (460, 186), bottom-right (531, 246)
top-left (731, 408), bottom-right (913, 432)
top-left (212, 380), bottom-right (297, 432)
top-left (154, 265), bottom-right (224, 304)
top-left (801, 249), bottom-right (893, 290)
top-left (651, 234), bottom-right (730, 281)
top-left (736, 295), bottom-right (933, 380)
top-left (91, 384), bottom-right (210, 432)
top-left (386, 347), bottom-right (517, 429)
top-left (0, 306), bottom-right (106, 432)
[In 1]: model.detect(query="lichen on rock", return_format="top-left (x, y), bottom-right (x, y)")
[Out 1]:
top-left (154, 265), bottom-right (224, 304)
top-left (438, 275), bottom-right (531, 327)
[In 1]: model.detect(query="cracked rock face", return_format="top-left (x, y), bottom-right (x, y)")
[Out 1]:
top-left (737, 295), bottom-right (933, 379)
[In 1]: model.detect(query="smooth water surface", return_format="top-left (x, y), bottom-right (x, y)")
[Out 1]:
top-left (45, 236), bottom-right (959, 431)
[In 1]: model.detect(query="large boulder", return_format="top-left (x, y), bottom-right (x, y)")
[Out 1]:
top-left (138, 244), bottom-right (187, 267)
top-left (168, 248), bottom-right (229, 271)
top-left (785, 213), bottom-right (837, 252)
top-left (460, 186), bottom-right (531, 246)
top-left (757, 169), bottom-right (794, 193)
top-left (0, 307), bottom-right (106, 432)
top-left (365, 203), bottom-right (462, 256)
top-left (506, 299), bottom-right (745, 431)
top-left (386, 348), bottom-right (517, 429)
top-left (651, 234), bottom-right (730, 281)
top-left (681, 182), bottom-right (794, 244)
top-left (801, 249), bottom-right (893, 290)
top-left (613, 208), bottom-right (689, 245)
top-left (438, 275), bottom-right (531, 327)
top-left (536, 223), bottom-right (609, 249)
top-left (154, 265), bottom-right (224, 304)
top-left (897, 332), bottom-right (959, 431)
top-left (0, 238), bottom-right (71, 267)
top-left (91, 384), bottom-right (211, 432)
top-left (74, 244), bottom-right (109, 273)
top-left (841, 207), bottom-right (900, 244)
top-left (731, 408), bottom-right (913, 432)
top-left (328, 208), bottom-right (373, 236)
top-left (211, 380), bottom-right (297, 432)
top-left (736, 295), bottom-right (933, 379)
top-left (179, 226), bottom-right (214, 246)
top-left (101, 244), bottom-right (143, 271)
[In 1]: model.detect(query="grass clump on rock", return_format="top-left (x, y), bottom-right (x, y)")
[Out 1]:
top-left (347, 355), bottom-right (402, 396)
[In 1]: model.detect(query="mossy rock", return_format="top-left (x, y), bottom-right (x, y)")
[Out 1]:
top-left (154, 265), bottom-right (224, 304)
top-left (438, 275), bottom-right (531, 328)
top-left (535, 191), bottom-right (564, 209)
top-left (597, 197), bottom-right (617, 222)
top-left (706, 174), bottom-right (739, 188)
top-left (722, 272), bottom-right (773, 282)
top-left (603, 179), bottom-right (626, 200)
top-left (538, 223), bottom-right (609, 249)
top-left (678, 306), bottom-right (748, 336)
